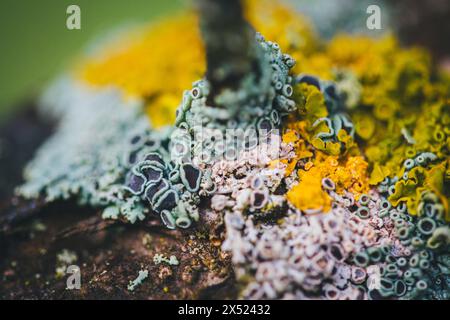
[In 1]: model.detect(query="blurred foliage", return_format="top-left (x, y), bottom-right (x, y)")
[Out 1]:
top-left (0, 0), bottom-right (182, 122)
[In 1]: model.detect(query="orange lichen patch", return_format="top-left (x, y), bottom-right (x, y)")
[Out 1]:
top-left (286, 152), bottom-right (370, 213)
top-left (78, 1), bottom-right (317, 128)
top-left (280, 130), bottom-right (313, 176)
top-left (314, 154), bottom-right (370, 199)
top-left (287, 169), bottom-right (332, 213)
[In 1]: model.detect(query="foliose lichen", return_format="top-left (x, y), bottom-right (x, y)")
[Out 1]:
top-left (16, 0), bottom-right (449, 300)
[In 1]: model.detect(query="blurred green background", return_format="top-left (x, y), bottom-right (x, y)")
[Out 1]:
top-left (0, 0), bottom-right (183, 122)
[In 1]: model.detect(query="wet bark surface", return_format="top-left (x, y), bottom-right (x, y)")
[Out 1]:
top-left (0, 105), bottom-right (236, 300)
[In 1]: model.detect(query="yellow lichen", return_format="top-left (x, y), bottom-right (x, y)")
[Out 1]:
top-left (80, 13), bottom-right (204, 127)
top-left (74, 0), bottom-right (449, 220)
top-left (287, 169), bottom-right (332, 213)
top-left (389, 160), bottom-right (449, 220)
top-left (78, 0), bottom-right (317, 128)
top-left (280, 130), bottom-right (313, 176)
top-left (285, 143), bottom-right (370, 212)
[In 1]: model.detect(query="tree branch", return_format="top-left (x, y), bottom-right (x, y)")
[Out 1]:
top-left (196, 0), bottom-right (258, 106)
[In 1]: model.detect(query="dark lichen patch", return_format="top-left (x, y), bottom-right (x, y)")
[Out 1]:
top-left (154, 190), bottom-right (179, 212)
top-left (126, 174), bottom-right (146, 195)
top-left (180, 164), bottom-right (202, 192)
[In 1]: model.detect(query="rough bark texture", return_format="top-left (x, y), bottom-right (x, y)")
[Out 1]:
top-left (197, 0), bottom-right (258, 106)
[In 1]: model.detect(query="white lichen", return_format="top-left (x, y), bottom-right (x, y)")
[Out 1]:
top-left (127, 269), bottom-right (149, 291)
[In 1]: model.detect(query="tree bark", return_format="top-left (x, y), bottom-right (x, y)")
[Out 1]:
top-left (196, 0), bottom-right (257, 106)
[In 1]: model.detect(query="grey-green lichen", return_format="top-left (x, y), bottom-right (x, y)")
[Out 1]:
top-left (127, 269), bottom-right (149, 291)
top-left (16, 78), bottom-right (157, 224)
top-left (153, 254), bottom-right (179, 266)
top-left (17, 31), bottom-right (295, 231)
top-left (55, 249), bottom-right (78, 278)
